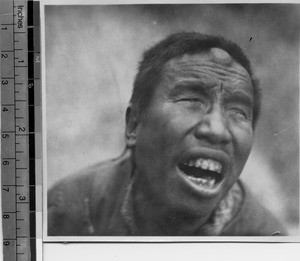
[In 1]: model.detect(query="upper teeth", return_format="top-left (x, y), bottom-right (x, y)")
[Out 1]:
top-left (185, 158), bottom-right (222, 173)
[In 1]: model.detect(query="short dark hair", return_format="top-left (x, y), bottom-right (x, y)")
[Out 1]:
top-left (130, 32), bottom-right (261, 127)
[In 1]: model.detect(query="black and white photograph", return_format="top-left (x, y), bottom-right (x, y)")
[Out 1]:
top-left (44, 3), bottom-right (299, 240)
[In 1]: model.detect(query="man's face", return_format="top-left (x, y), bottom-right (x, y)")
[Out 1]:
top-left (132, 48), bottom-right (254, 217)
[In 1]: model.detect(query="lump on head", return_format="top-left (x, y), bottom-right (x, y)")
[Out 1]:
top-left (209, 48), bottom-right (233, 66)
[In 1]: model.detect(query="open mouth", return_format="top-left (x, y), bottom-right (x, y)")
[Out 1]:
top-left (178, 158), bottom-right (224, 189)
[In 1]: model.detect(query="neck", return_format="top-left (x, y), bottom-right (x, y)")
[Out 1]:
top-left (121, 175), bottom-right (212, 236)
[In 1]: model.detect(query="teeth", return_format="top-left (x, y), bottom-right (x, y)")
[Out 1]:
top-left (183, 158), bottom-right (222, 174)
top-left (187, 176), bottom-right (216, 189)
top-left (201, 160), bottom-right (209, 169)
top-left (195, 159), bottom-right (202, 167)
top-left (208, 179), bottom-right (215, 187)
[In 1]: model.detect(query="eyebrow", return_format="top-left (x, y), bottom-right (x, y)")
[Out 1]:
top-left (169, 81), bottom-right (210, 97)
top-left (223, 90), bottom-right (253, 108)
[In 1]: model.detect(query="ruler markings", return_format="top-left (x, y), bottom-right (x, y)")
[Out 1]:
top-left (2, 1), bottom-right (39, 260)
top-left (2, 185), bottom-right (24, 187)
top-left (12, 4), bottom-right (18, 259)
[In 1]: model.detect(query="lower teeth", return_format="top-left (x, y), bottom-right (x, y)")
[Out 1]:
top-left (187, 176), bottom-right (215, 188)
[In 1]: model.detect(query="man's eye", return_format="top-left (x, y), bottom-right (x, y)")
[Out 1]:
top-left (175, 97), bottom-right (208, 111)
top-left (178, 98), bottom-right (202, 103)
top-left (227, 108), bottom-right (249, 120)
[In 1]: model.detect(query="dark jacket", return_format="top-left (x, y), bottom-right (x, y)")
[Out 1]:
top-left (48, 150), bottom-right (287, 236)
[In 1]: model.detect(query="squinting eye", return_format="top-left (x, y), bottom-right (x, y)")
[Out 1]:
top-left (175, 97), bottom-right (208, 111)
top-left (179, 98), bottom-right (202, 103)
top-left (227, 108), bottom-right (249, 120)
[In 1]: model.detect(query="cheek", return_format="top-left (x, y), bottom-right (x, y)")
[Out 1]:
top-left (158, 105), bottom-right (198, 137)
top-left (233, 126), bottom-right (254, 167)
top-left (135, 111), bottom-right (173, 161)
top-left (140, 108), bottom-right (186, 145)
top-left (135, 107), bottom-right (193, 171)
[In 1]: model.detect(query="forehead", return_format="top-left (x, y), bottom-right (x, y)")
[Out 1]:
top-left (161, 48), bottom-right (253, 93)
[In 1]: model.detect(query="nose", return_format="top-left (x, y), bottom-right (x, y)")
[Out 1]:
top-left (194, 105), bottom-right (231, 145)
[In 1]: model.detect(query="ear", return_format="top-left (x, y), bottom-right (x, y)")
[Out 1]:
top-left (125, 105), bottom-right (139, 148)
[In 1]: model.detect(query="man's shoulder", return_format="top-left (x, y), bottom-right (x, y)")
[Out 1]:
top-left (47, 154), bottom-right (126, 209)
top-left (47, 150), bottom-right (132, 236)
top-left (221, 182), bottom-right (287, 236)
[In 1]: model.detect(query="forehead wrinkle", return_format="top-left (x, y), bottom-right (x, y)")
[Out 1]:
top-left (171, 60), bottom-right (250, 81)
top-left (222, 84), bottom-right (253, 97)
top-left (164, 64), bottom-right (251, 90)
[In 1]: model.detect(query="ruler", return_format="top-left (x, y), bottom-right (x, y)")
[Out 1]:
top-left (1, 0), bottom-right (40, 260)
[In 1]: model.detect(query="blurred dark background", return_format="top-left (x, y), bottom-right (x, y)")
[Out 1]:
top-left (45, 4), bottom-right (299, 235)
